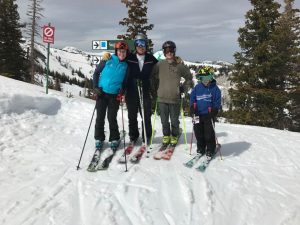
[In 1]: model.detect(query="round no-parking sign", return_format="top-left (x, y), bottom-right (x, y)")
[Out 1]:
top-left (43, 26), bottom-right (55, 44)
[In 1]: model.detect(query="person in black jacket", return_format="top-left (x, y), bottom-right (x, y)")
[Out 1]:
top-left (125, 34), bottom-right (158, 145)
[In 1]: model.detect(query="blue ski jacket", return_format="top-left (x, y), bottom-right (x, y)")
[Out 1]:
top-left (190, 80), bottom-right (221, 115)
top-left (93, 55), bottom-right (128, 94)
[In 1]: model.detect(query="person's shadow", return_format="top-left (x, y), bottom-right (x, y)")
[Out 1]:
top-left (219, 141), bottom-right (251, 157)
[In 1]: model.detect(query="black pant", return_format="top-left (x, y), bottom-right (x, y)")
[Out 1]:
top-left (94, 94), bottom-right (120, 141)
top-left (193, 117), bottom-right (216, 155)
top-left (126, 95), bottom-right (152, 142)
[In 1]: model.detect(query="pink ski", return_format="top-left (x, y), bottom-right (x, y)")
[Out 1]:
top-left (130, 145), bottom-right (146, 163)
top-left (118, 142), bottom-right (134, 163)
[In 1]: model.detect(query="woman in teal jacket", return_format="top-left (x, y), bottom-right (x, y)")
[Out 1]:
top-left (92, 41), bottom-right (129, 150)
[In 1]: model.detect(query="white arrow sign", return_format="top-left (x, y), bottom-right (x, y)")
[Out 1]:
top-left (92, 56), bottom-right (100, 65)
top-left (92, 41), bottom-right (101, 50)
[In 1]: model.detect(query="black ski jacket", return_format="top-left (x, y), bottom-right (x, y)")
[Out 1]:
top-left (125, 53), bottom-right (158, 99)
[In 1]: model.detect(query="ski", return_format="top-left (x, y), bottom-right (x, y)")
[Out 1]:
top-left (183, 153), bottom-right (204, 168)
top-left (118, 141), bottom-right (135, 163)
top-left (97, 139), bottom-right (121, 170)
top-left (87, 144), bottom-right (105, 172)
top-left (195, 144), bottom-right (221, 172)
top-left (162, 145), bottom-right (176, 160)
top-left (195, 156), bottom-right (212, 172)
top-left (130, 145), bottom-right (146, 163)
top-left (153, 144), bottom-right (169, 160)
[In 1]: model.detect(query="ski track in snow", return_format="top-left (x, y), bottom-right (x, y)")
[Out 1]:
top-left (1, 76), bottom-right (300, 225)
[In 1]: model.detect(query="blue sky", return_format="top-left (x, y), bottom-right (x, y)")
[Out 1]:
top-left (17, 0), bottom-right (299, 62)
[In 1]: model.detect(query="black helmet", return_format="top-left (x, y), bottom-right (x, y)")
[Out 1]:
top-left (162, 41), bottom-right (176, 49)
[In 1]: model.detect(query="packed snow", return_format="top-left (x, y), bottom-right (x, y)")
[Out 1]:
top-left (0, 75), bottom-right (300, 225)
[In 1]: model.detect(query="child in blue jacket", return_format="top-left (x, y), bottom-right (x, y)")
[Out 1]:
top-left (190, 66), bottom-right (221, 158)
top-left (92, 41), bottom-right (129, 150)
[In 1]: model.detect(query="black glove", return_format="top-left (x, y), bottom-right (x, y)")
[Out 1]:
top-left (190, 106), bottom-right (195, 117)
top-left (179, 84), bottom-right (184, 94)
top-left (119, 88), bottom-right (125, 96)
top-left (94, 87), bottom-right (104, 98)
top-left (209, 108), bottom-right (218, 118)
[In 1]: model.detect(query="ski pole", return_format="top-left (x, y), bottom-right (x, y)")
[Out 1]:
top-left (211, 118), bottom-right (223, 160)
top-left (189, 102), bottom-right (197, 155)
top-left (119, 95), bottom-right (128, 172)
top-left (208, 107), bottom-right (223, 160)
top-left (76, 103), bottom-right (97, 170)
top-left (149, 98), bottom-right (158, 151)
top-left (180, 95), bottom-right (188, 151)
top-left (137, 81), bottom-right (148, 153)
top-left (189, 126), bottom-right (194, 155)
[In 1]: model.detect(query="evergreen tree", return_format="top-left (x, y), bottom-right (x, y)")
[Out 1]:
top-left (0, 0), bottom-right (28, 81)
top-left (228, 0), bottom-right (289, 129)
top-left (118, 0), bottom-right (154, 51)
top-left (26, 0), bottom-right (43, 83)
top-left (272, 0), bottom-right (300, 131)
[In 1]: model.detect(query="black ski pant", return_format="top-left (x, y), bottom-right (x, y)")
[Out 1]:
top-left (193, 118), bottom-right (216, 155)
top-left (125, 95), bottom-right (152, 142)
top-left (94, 93), bottom-right (120, 142)
top-left (158, 102), bottom-right (181, 137)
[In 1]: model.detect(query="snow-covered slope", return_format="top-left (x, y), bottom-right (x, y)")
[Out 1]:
top-left (1, 76), bottom-right (299, 225)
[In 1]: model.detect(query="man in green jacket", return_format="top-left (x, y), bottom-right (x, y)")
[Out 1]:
top-left (151, 41), bottom-right (193, 147)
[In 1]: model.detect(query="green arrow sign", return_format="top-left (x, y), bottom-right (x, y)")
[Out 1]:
top-left (107, 40), bottom-right (135, 51)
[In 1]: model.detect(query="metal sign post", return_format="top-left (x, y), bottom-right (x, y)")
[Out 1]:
top-left (42, 23), bottom-right (55, 94)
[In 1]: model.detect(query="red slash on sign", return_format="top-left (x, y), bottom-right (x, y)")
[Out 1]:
top-left (43, 26), bottom-right (55, 44)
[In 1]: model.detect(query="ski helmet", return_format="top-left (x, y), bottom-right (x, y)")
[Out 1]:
top-left (114, 41), bottom-right (129, 55)
top-left (134, 33), bottom-right (147, 48)
top-left (135, 33), bottom-right (147, 41)
top-left (162, 41), bottom-right (176, 49)
top-left (196, 66), bottom-right (214, 83)
top-left (162, 41), bottom-right (176, 55)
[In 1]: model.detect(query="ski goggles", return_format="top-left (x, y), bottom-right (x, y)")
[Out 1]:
top-left (196, 74), bottom-right (213, 82)
top-left (134, 39), bottom-right (147, 48)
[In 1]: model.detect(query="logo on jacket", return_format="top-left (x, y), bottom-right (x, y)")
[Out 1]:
top-left (196, 94), bottom-right (212, 102)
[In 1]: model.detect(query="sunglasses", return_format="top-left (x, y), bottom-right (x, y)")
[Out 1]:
top-left (134, 39), bottom-right (147, 48)
top-left (163, 47), bottom-right (175, 54)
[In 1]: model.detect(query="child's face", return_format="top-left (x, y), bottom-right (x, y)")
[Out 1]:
top-left (202, 80), bottom-right (210, 86)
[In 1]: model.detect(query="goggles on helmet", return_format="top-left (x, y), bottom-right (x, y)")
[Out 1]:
top-left (196, 74), bottom-right (213, 83)
top-left (134, 39), bottom-right (147, 48)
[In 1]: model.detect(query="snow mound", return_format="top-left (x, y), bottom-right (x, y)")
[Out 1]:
top-left (0, 94), bottom-right (61, 115)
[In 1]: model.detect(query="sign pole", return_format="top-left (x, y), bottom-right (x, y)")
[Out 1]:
top-left (43, 22), bottom-right (55, 94)
top-left (46, 23), bottom-right (51, 94)
top-left (46, 42), bottom-right (50, 94)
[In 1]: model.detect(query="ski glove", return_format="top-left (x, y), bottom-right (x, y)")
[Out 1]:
top-left (116, 89), bottom-right (125, 102)
top-left (94, 87), bottom-right (104, 98)
top-left (209, 107), bottom-right (218, 118)
top-left (189, 106), bottom-right (195, 117)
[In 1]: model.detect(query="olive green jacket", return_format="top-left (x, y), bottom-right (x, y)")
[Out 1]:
top-left (151, 59), bottom-right (193, 104)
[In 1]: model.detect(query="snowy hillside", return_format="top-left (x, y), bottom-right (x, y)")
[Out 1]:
top-left (1, 76), bottom-right (300, 225)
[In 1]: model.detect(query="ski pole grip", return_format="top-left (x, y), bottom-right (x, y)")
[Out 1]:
top-left (208, 107), bottom-right (212, 113)
top-left (193, 102), bottom-right (196, 110)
